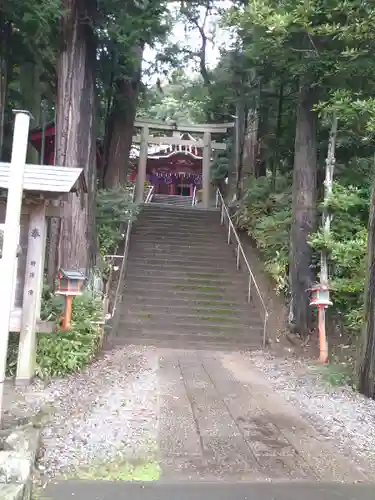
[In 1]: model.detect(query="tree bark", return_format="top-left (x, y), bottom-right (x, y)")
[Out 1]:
top-left (289, 83), bottom-right (317, 337)
top-left (53, 0), bottom-right (97, 272)
top-left (103, 78), bottom-right (138, 188)
top-left (271, 82), bottom-right (284, 190)
top-left (103, 47), bottom-right (143, 189)
top-left (358, 163), bottom-right (375, 398)
top-left (20, 61), bottom-right (42, 164)
top-left (255, 102), bottom-right (268, 178)
top-left (0, 19), bottom-right (11, 161)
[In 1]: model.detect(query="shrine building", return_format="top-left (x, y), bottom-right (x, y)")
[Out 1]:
top-left (29, 119), bottom-right (234, 209)
top-left (129, 132), bottom-right (202, 197)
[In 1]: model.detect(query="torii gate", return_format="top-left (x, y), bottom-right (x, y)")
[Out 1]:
top-left (133, 119), bottom-right (235, 208)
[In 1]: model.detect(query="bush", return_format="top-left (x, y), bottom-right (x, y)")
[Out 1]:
top-left (235, 172), bottom-right (370, 337)
top-left (36, 291), bottom-right (103, 378)
top-left (6, 290), bottom-right (103, 379)
top-left (96, 184), bottom-right (138, 258)
top-left (234, 175), bottom-right (292, 294)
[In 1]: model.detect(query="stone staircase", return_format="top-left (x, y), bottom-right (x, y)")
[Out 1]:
top-left (115, 203), bottom-right (264, 350)
top-left (152, 194), bottom-right (193, 208)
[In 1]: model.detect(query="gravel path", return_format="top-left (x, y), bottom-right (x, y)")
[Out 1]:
top-left (11, 345), bottom-right (375, 483)
top-left (246, 351), bottom-right (375, 474)
top-left (19, 346), bottom-right (160, 480)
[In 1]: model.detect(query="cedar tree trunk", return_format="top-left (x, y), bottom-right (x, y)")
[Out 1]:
top-left (103, 47), bottom-right (143, 189)
top-left (289, 83), bottom-right (317, 337)
top-left (358, 167), bottom-right (375, 398)
top-left (53, 0), bottom-right (97, 272)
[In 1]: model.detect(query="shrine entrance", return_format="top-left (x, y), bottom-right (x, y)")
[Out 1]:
top-left (131, 120), bottom-right (234, 208)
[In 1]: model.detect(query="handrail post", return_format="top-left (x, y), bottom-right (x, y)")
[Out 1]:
top-left (248, 276), bottom-right (252, 303)
top-left (216, 187), bottom-right (269, 350)
top-left (263, 313), bottom-right (268, 348)
top-left (216, 189), bottom-right (219, 208)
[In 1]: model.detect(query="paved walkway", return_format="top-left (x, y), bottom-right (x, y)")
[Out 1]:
top-left (44, 481), bottom-right (375, 500)
top-left (28, 347), bottom-right (374, 498)
top-left (38, 348), bottom-right (369, 479)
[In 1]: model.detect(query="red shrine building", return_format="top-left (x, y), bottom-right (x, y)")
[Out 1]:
top-left (29, 125), bottom-right (202, 197)
top-left (129, 133), bottom-right (202, 197)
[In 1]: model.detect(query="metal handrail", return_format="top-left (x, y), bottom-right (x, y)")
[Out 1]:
top-left (145, 185), bottom-right (154, 203)
top-left (215, 188), bottom-right (269, 346)
top-left (112, 185), bottom-right (136, 317)
top-left (192, 185), bottom-right (197, 206)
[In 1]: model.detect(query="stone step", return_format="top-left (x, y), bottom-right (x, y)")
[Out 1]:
top-left (137, 212), bottom-right (221, 221)
top-left (128, 246), bottom-right (236, 258)
top-left (127, 257), bottom-right (237, 269)
top-left (131, 232), bottom-right (224, 240)
top-left (131, 231), bottom-right (226, 240)
top-left (125, 268), bottom-right (236, 280)
top-left (121, 302), bottom-right (249, 316)
top-left (121, 295), bottom-right (244, 308)
top-left (125, 273), bottom-right (240, 286)
top-left (123, 280), bottom-right (248, 295)
top-left (108, 334), bottom-right (260, 351)
top-left (132, 229), bottom-right (227, 241)
top-left (140, 211), bottom-right (219, 220)
top-left (121, 288), bottom-right (251, 303)
top-left (121, 309), bottom-right (259, 326)
top-left (119, 314), bottom-right (258, 331)
top-left (127, 262), bottom-right (234, 273)
top-left (117, 321), bottom-right (261, 337)
top-left (131, 238), bottom-right (227, 247)
top-left (152, 195), bottom-right (193, 202)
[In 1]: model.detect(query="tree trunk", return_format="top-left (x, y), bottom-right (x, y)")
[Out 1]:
top-left (20, 61), bottom-right (42, 164)
top-left (289, 83), bottom-right (317, 337)
top-left (358, 163), bottom-right (375, 398)
top-left (271, 82), bottom-right (284, 190)
top-left (53, 0), bottom-right (97, 273)
top-left (103, 48), bottom-right (143, 189)
top-left (0, 19), bottom-right (11, 161)
top-left (255, 101), bottom-right (268, 178)
top-left (103, 79), bottom-right (138, 188)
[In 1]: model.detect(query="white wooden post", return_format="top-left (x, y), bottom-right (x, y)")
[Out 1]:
top-left (16, 203), bottom-right (47, 385)
top-left (0, 110), bottom-right (31, 426)
top-left (202, 131), bottom-right (212, 209)
top-left (136, 125), bottom-right (149, 203)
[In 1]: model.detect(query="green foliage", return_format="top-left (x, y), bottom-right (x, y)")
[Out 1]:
top-left (96, 184), bottom-right (138, 258)
top-left (236, 169), bottom-right (369, 336)
top-left (7, 290), bottom-right (103, 379)
top-left (138, 70), bottom-right (208, 123)
top-left (36, 291), bottom-right (103, 378)
top-left (211, 154), bottom-right (229, 182)
top-left (234, 175), bottom-right (291, 293)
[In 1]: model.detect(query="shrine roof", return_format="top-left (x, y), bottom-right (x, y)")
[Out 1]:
top-left (130, 132), bottom-right (203, 161)
top-left (0, 163), bottom-right (87, 194)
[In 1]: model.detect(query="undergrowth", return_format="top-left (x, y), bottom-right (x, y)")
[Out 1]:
top-left (234, 170), bottom-right (371, 347)
top-left (7, 288), bottom-right (103, 379)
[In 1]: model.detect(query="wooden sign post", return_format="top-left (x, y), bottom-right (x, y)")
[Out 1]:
top-left (0, 110), bottom-right (31, 426)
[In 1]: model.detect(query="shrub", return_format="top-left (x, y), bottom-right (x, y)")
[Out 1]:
top-left (6, 290), bottom-right (103, 379)
top-left (96, 184), bottom-right (138, 258)
top-left (36, 291), bottom-right (103, 378)
top-left (235, 172), bottom-right (369, 337)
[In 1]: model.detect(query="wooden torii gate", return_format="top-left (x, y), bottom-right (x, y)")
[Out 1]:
top-left (133, 119), bottom-right (235, 208)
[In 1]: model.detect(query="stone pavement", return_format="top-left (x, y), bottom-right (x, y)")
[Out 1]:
top-left (36, 347), bottom-right (374, 498)
top-left (44, 481), bottom-right (375, 500)
top-left (155, 349), bottom-right (367, 482)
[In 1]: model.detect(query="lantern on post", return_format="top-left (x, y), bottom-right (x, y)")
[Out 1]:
top-left (55, 269), bottom-right (86, 330)
top-left (307, 283), bottom-right (332, 364)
